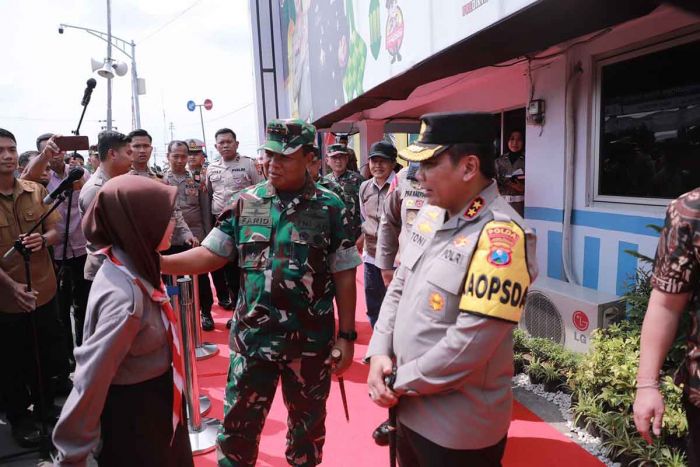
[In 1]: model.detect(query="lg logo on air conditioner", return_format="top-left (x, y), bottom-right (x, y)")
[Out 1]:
top-left (573, 310), bottom-right (590, 345)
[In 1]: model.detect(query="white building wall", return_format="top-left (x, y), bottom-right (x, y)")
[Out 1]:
top-left (524, 6), bottom-right (699, 296)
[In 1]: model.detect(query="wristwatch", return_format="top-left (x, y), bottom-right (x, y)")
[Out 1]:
top-left (337, 330), bottom-right (358, 341)
top-left (40, 234), bottom-right (48, 249)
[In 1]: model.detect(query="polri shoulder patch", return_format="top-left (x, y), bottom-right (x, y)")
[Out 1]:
top-left (459, 220), bottom-right (531, 323)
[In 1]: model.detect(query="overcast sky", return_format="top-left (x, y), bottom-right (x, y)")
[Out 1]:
top-left (0, 0), bottom-right (259, 165)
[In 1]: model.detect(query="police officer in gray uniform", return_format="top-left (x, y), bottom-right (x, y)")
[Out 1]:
top-left (163, 140), bottom-right (215, 331)
top-left (375, 161), bottom-right (426, 286)
top-left (371, 160), bottom-right (427, 446)
top-left (366, 112), bottom-right (538, 467)
top-left (206, 128), bottom-right (263, 325)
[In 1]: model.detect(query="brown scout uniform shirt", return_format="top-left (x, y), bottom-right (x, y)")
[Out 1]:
top-left (0, 179), bottom-right (60, 310)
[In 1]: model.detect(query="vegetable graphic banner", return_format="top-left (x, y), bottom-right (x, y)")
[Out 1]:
top-left (278, 0), bottom-right (537, 121)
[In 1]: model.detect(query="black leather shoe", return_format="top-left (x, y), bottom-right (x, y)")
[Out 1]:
top-left (55, 376), bottom-right (73, 397)
top-left (201, 312), bottom-right (215, 331)
top-left (372, 419), bottom-right (394, 446)
top-left (218, 299), bottom-right (233, 310)
top-left (226, 318), bottom-right (232, 329)
top-left (12, 421), bottom-right (41, 449)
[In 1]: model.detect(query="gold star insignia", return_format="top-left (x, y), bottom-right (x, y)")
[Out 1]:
top-left (429, 293), bottom-right (445, 311)
top-left (473, 199), bottom-right (483, 209)
top-left (467, 208), bottom-right (477, 217)
top-left (453, 236), bottom-right (470, 248)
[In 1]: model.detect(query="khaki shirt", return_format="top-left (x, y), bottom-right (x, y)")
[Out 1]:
top-left (366, 182), bottom-right (538, 450)
top-left (0, 179), bottom-right (60, 310)
top-left (359, 173), bottom-right (395, 259)
top-left (375, 167), bottom-right (427, 269)
top-left (163, 170), bottom-right (212, 242)
top-left (206, 154), bottom-right (262, 216)
top-left (79, 167), bottom-right (110, 281)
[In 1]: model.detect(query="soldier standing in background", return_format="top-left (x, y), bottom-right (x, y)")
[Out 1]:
top-left (307, 146), bottom-right (343, 198)
top-left (325, 143), bottom-right (364, 244)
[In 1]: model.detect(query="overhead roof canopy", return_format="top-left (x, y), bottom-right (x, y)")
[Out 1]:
top-left (314, 0), bottom-right (659, 129)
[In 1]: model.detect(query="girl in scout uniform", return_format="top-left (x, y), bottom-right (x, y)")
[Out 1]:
top-left (53, 176), bottom-right (193, 467)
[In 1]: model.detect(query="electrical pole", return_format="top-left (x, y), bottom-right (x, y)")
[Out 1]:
top-left (169, 122), bottom-right (175, 141)
top-left (106, 0), bottom-right (113, 130)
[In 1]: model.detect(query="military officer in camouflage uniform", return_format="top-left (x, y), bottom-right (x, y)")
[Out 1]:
top-left (163, 140), bottom-right (215, 331)
top-left (207, 128), bottom-right (263, 316)
top-left (161, 119), bottom-right (361, 467)
top-left (375, 161), bottom-right (427, 287)
top-left (366, 112), bottom-right (538, 466)
top-left (307, 146), bottom-right (343, 198)
top-left (324, 143), bottom-right (364, 242)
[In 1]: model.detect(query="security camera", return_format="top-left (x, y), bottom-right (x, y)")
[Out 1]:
top-left (58, 27), bottom-right (64, 34)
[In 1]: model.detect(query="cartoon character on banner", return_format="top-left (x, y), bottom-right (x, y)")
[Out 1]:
top-left (385, 0), bottom-right (404, 64)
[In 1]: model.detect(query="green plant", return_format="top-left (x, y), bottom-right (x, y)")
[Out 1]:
top-left (526, 356), bottom-right (546, 384)
top-left (571, 390), bottom-right (601, 431)
top-left (513, 328), bottom-right (528, 354)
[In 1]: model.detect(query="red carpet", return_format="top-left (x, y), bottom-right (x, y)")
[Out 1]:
top-left (193, 269), bottom-right (602, 466)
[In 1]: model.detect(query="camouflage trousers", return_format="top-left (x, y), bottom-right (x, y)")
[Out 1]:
top-left (217, 351), bottom-right (331, 467)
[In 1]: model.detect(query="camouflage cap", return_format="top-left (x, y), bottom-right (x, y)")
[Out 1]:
top-left (326, 143), bottom-right (349, 157)
top-left (260, 119), bottom-right (316, 155)
top-left (186, 138), bottom-right (205, 153)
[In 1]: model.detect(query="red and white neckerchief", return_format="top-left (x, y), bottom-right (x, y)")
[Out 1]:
top-left (97, 247), bottom-right (185, 439)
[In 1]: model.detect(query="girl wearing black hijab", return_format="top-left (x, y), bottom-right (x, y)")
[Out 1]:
top-left (53, 175), bottom-right (193, 467)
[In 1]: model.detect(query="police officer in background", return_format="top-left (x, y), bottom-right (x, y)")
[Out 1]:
top-left (160, 119), bottom-right (361, 466)
top-left (206, 128), bottom-right (263, 324)
top-left (186, 138), bottom-right (208, 191)
top-left (127, 129), bottom-right (197, 249)
top-left (366, 112), bottom-right (538, 466)
top-left (163, 140), bottom-right (215, 331)
top-left (375, 161), bottom-right (427, 287)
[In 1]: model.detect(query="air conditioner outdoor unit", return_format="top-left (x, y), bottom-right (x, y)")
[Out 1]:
top-left (520, 277), bottom-right (626, 353)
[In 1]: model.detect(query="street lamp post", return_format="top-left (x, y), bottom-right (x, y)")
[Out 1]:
top-left (59, 18), bottom-right (143, 129)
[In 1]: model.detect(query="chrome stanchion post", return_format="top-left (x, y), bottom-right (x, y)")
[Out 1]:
top-left (192, 273), bottom-right (218, 361)
top-left (177, 276), bottom-right (218, 455)
top-left (190, 275), bottom-right (213, 416)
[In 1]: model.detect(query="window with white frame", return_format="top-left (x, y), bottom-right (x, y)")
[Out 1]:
top-left (595, 37), bottom-right (700, 203)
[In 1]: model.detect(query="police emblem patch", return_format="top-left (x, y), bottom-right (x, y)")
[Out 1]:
top-left (429, 292), bottom-right (444, 311)
top-left (485, 225), bottom-right (520, 267)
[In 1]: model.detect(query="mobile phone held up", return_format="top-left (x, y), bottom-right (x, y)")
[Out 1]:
top-left (55, 136), bottom-right (90, 152)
